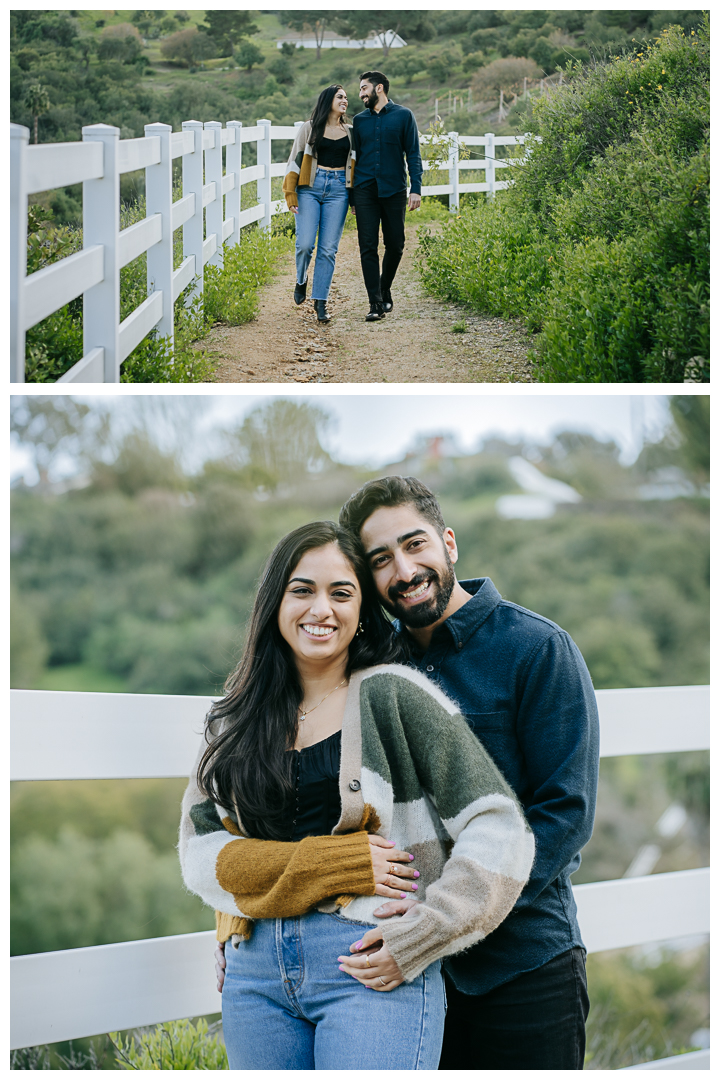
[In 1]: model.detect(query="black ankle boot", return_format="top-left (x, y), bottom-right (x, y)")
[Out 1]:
top-left (365, 302), bottom-right (385, 322)
top-left (316, 299), bottom-right (330, 323)
top-left (381, 289), bottom-right (393, 313)
top-left (294, 281), bottom-right (307, 305)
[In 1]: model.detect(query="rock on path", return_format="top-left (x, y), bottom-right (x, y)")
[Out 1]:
top-left (204, 223), bottom-right (536, 383)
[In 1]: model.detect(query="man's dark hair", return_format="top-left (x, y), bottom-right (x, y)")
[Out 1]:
top-left (360, 69), bottom-right (390, 95)
top-left (339, 475), bottom-right (446, 538)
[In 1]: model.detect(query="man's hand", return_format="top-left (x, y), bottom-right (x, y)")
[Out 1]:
top-left (408, 193), bottom-right (421, 211)
top-left (373, 896), bottom-right (419, 918)
top-left (215, 940), bottom-right (226, 993)
top-left (350, 206), bottom-right (356, 216)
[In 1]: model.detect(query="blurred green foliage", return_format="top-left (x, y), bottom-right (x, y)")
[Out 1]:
top-left (418, 19), bottom-right (709, 380)
top-left (111, 1018), bottom-right (228, 1070)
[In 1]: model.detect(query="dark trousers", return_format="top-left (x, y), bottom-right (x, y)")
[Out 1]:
top-left (440, 948), bottom-right (589, 1071)
top-left (353, 181), bottom-right (407, 304)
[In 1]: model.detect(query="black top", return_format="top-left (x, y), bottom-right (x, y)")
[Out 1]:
top-left (316, 134), bottom-right (350, 169)
top-left (282, 729), bottom-right (342, 841)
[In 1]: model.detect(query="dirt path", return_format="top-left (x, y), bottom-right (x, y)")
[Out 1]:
top-left (204, 224), bottom-right (536, 383)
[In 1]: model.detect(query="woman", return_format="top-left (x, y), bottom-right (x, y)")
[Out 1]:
top-left (179, 522), bottom-right (534, 1070)
top-left (282, 85), bottom-right (354, 324)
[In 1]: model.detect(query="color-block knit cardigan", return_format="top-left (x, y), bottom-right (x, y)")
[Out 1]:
top-left (282, 119), bottom-right (355, 209)
top-left (179, 664), bottom-right (535, 984)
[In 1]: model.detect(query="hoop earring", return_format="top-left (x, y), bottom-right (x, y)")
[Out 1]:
top-left (355, 620), bottom-right (364, 636)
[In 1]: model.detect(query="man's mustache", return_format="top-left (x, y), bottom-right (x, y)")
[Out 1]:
top-left (388, 570), bottom-right (438, 603)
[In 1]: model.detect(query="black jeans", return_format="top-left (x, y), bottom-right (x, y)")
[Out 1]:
top-left (353, 181), bottom-right (407, 305)
top-left (440, 947), bottom-right (589, 1070)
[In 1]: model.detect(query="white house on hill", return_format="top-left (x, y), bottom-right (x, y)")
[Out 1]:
top-left (277, 29), bottom-right (406, 50)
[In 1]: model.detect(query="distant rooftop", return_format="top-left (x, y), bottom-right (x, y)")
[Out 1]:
top-left (277, 29), bottom-right (406, 50)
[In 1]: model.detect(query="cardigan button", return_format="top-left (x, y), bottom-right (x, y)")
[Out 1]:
top-left (349, 779), bottom-right (361, 791)
top-left (426, 665), bottom-right (434, 672)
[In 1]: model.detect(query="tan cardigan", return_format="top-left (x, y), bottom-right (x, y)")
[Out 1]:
top-left (282, 119), bottom-right (355, 209)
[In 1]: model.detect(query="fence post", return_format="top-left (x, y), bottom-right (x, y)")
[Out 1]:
top-left (182, 120), bottom-right (204, 305)
top-left (144, 123), bottom-right (174, 346)
top-left (204, 121), bottom-right (223, 268)
top-left (226, 121), bottom-right (242, 248)
top-left (10, 124), bottom-right (29, 383)
top-left (82, 124), bottom-right (120, 381)
top-left (448, 130), bottom-right (459, 213)
top-left (257, 118), bottom-right (272, 230)
top-left (485, 131), bottom-right (495, 199)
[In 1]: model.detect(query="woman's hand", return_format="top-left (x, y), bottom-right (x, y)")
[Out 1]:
top-left (290, 205), bottom-right (299, 215)
top-left (338, 927), bottom-right (404, 991)
top-left (368, 834), bottom-right (420, 899)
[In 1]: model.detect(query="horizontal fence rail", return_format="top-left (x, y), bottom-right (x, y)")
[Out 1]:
top-left (10, 685), bottom-right (709, 1057)
top-left (10, 121), bottom-right (530, 384)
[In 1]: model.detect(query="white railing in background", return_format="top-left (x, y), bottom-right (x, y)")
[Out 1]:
top-left (10, 121), bottom-right (529, 384)
top-left (10, 684), bottom-right (709, 1069)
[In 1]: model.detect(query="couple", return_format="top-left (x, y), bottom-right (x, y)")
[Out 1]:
top-left (180, 476), bottom-right (599, 1071)
top-left (282, 70), bottom-right (422, 324)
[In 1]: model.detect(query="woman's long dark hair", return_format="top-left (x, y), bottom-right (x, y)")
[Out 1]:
top-left (197, 521), bottom-right (407, 840)
top-left (308, 84), bottom-right (346, 150)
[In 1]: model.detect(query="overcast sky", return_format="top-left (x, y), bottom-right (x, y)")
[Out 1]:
top-left (11, 393), bottom-right (674, 483)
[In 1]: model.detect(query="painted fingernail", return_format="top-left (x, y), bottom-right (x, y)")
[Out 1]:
top-left (408, 854), bottom-right (414, 861)
top-left (411, 883), bottom-right (418, 890)
top-left (400, 892), bottom-right (407, 898)
top-left (413, 870), bottom-right (420, 878)
top-left (353, 941), bottom-right (363, 949)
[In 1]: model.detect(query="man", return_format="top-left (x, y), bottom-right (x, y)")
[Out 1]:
top-left (351, 71), bottom-right (423, 322)
top-left (215, 474), bottom-right (598, 1069)
top-left (338, 475), bottom-right (599, 1071)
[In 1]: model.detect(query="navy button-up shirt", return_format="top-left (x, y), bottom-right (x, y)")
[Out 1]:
top-left (352, 99), bottom-right (423, 197)
top-left (401, 577), bottom-right (599, 995)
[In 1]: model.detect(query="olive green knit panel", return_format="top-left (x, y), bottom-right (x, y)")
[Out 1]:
top-left (364, 672), bottom-right (518, 821)
top-left (190, 798), bottom-right (223, 836)
top-left (359, 678), bottom-right (425, 804)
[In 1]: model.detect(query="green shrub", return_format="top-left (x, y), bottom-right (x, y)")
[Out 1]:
top-left (417, 18), bottom-right (710, 381)
top-left (110, 1019), bottom-right (228, 1070)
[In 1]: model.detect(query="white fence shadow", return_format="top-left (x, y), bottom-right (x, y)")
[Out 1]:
top-left (10, 684), bottom-right (710, 1069)
top-left (10, 120), bottom-right (529, 384)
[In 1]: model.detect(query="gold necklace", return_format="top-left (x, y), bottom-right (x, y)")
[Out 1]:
top-left (299, 679), bottom-right (348, 722)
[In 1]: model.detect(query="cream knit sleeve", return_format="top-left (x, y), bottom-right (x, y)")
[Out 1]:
top-left (365, 671), bottom-right (536, 983)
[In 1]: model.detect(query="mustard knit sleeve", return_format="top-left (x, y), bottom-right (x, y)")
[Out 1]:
top-left (216, 831), bottom-right (376, 919)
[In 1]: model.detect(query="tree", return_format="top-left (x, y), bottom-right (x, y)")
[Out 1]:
top-left (160, 27), bottom-right (217, 70)
top-left (24, 82), bottom-right (50, 144)
top-left (201, 10), bottom-right (258, 56)
top-left (235, 40), bottom-right (265, 72)
top-left (668, 396), bottom-right (709, 481)
top-left (471, 56), bottom-right (543, 99)
top-left (336, 11), bottom-right (436, 57)
top-left (11, 396), bottom-right (103, 487)
top-left (227, 400), bottom-right (333, 490)
top-left (279, 12), bottom-right (343, 60)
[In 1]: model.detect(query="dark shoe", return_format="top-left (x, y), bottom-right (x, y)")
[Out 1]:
top-left (381, 289), bottom-right (393, 313)
top-left (294, 281), bottom-right (307, 305)
top-left (365, 303), bottom-right (386, 322)
top-left (316, 299), bottom-right (330, 323)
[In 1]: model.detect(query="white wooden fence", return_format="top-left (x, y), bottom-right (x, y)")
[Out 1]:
top-left (10, 684), bottom-right (710, 1069)
top-left (10, 120), bottom-right (528, 384)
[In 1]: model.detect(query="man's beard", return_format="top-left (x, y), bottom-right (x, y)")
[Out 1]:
top-left (383, 554), bottom-right (456, 628)
top-left (363, 87), bottom-right (379, 110)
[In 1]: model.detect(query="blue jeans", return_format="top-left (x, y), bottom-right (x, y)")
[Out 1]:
top-left (295, 169), bottom-right (349, 301)
top-left (222, 910), bottom-right (444, 1070)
